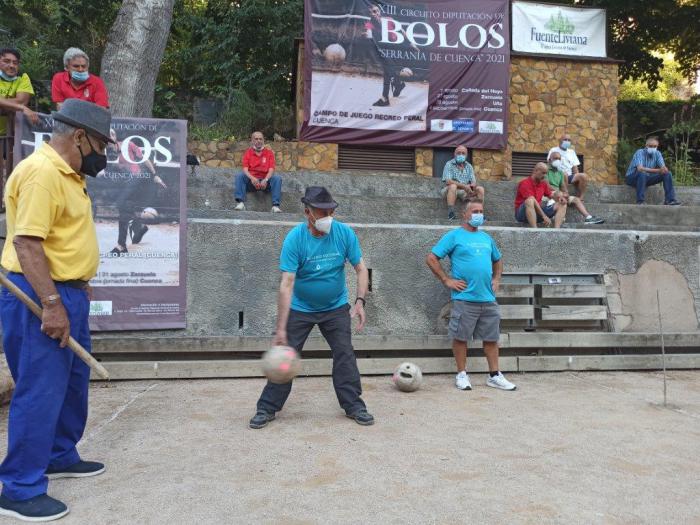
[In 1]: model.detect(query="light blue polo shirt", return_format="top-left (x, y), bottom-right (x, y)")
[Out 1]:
top-left (431, 228), bottom-right (502, 303)
top-left (280, 221), bottom-right (362, 313)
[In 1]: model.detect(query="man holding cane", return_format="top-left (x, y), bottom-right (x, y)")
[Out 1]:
top-left (0, 99), bottom-right (112, 522)
top-left (249, 186), bottom-right (374, 429)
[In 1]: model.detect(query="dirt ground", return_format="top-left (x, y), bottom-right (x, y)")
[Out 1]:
top-left (0, 370), bottom-right (698, 524)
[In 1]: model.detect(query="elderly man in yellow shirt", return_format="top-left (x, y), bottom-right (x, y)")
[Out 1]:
top-left (0, 99), bottom-right (113, 522)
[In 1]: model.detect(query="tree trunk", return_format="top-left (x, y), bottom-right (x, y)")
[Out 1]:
top-left (100, 0), bottom-right (175, 117)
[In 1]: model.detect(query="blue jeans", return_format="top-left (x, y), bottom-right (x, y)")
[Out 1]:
top-left (234, 173), bottom-right (282, 206)
top-left (0, 273), bottom-right (91, 501)
top-left (625, 170), bottom-right (676, 203)
top-left (256, 304), bottom-right (366, 416)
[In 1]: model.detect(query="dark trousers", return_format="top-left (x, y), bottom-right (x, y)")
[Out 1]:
top-left (256, 304), bottom-right (366, 416)
top-left (625, 170), bottom-right (677, 203)
top-left (0, 273), bottom-right (91, 501)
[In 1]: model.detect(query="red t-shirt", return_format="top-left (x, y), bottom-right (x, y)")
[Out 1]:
top-left (364, 17), bottom-right (399, 42)
top-left (243, 148), bottom-right (276, 179)
top-left (51, 71), bottom-right (110, 108)
top-left (514, 177), bottom-right (552, 209)
top-left (119, 141), bottom-right (144, 175)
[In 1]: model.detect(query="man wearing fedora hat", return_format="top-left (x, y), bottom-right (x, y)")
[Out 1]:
top-left (250, 186), bottom-right (374, 428)
top-left (0, 99), bottom-right (113, 521)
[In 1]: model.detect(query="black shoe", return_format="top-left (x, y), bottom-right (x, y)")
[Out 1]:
top-left (584, 215), bottom-right (605, 224)
top-left (0, 494), bottom-right (69, 521)
top-left (109, 246), bottom-right (127, 255)
top-left (392, 79), bottom-right (406, 97)
top-left (130, 224), bottom-right (149, 244)
top-left (346, 409), bottom-right (375, 426)
top-left (447, 211), bottom-right (456, 221)
top-left (372, 98), bottom-right (390, 107)
top-left (664, 200), bottom-right (681, 206)
top-left (249, 411), bottom-right (275, 429)
top-left (46, 460), bottom-right (105, 480)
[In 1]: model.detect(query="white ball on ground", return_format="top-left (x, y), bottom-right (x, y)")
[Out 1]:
top-left (324, 43), bottom-right (346, 65)
top-left (262, 345), bottom-right (301, 384)
top-left (399, 67), bottom-right (413, 78)
top-left (392, 362), bottom-right (423, 392)
top-left (140, 207), bottom-right (158, 220)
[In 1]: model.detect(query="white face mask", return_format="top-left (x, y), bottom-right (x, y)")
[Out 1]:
top-left (551, 159), bottom-right (563, 170)
top-left (313, 215), bottom-right (333, 234)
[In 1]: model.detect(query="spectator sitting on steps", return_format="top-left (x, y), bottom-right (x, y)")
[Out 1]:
top-left (514, 162), bottom-right (567, 228)
top-left (624, 136), bottom-right (680, 205)
top-left (546, 151), bottom-right (604, 225)
top-left (234, 131), bottom-right (282, 213)
top-left (441, 145), bottom-right (485, 221)
top-left (548, 132), bottom-right (589, 200)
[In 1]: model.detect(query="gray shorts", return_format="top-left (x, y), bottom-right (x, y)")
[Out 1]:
top-left (448, 300), bottom-right (501, 342)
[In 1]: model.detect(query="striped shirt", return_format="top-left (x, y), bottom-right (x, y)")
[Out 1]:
top-left (626, 148), bottom-right (665, 178)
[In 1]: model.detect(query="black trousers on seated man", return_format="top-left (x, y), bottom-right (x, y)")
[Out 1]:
top-left (257, 304), bottom-right (366, 415)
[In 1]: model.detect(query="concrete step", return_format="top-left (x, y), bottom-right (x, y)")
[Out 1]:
top-left (195, 167), bottom-right (700, 205)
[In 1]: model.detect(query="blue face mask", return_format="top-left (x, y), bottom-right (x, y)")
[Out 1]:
top-left (455, 154), bottom-right (466, 164)
top-left (468, 213), bottom-right (484, 227)
top-left (0, 71), bottom-right (18, 82)
top-left (71, 71), bottom-right (89, 83)
top-left (646, 147), bottom-right (657, 155)
top-left (561, 140), bottom-right (571, 150)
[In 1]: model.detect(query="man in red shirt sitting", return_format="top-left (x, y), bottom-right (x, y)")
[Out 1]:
top-left (234, 131), bottom-right (282, 212)
top-left (51, 48), bottom-right (109, 110)
top-left (514, 162), bottom-right (567, 228)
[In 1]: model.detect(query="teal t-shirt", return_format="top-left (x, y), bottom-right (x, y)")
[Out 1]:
top-left (431, 228), bottom-right (502, 303)
top-left (280, 221), bottom-right (362, 313)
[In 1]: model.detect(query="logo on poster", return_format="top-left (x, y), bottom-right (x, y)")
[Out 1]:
top-left (89, 301), bottom-right (113, 316)
top-left (478, 121), bottom-right (503, 134)
top-left (453, 119), bottom-right (475, 133)
top-left (430, 119), bottom-right (453, 132)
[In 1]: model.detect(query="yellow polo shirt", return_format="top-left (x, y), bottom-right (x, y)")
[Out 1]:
top-left (0, 73), bottom-right (34, 136)
top-left (2, 143), bottom-right (99, 281)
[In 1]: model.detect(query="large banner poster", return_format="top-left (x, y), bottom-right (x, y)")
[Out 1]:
top-left (512, 1), bottom-right (607, 58)
top-left (13, 114), bottom-right (187, 331)
top-left (300, 0), bottom-right (510, 149)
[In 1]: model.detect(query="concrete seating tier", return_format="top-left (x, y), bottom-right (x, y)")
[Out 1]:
top-left (190, 168), bottom-right (700, 231)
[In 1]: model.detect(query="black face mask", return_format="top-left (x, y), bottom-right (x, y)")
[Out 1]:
top-left (77, 135), bottom-right (107, 177)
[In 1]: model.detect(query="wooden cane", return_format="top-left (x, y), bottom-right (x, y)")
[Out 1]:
top-left (0, 272), bottom-right (110, 380)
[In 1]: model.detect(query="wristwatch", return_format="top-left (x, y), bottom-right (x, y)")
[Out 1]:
top-left (355, 297), bottom-right (366, 306)
top-left (41, 294), bottom-right (61, 307)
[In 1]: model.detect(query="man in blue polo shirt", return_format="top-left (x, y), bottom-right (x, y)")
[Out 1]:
top-left (625, 136), bottom-right (680, 205)
top-left (426, 199), bottom-right (516, 392)
top-left (249, 186), bottom-right (374, 428)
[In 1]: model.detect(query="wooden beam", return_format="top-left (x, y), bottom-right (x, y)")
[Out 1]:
top-left (541, 305), bottom-right (608, 321)
top-left (540, 284), bottom-right (607, 299)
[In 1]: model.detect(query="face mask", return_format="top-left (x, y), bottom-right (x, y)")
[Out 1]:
top-left (455, 154), bottom-right (466, 164)
top-left (468, 213), bottom-right (484, 228)
top-left (646, 147), bottom-right (657, 155)
top-left (561, 140), bottom-right (571, 150)
top-left (313, 215), bottom-right (333, 234)
top-left (551, 159), bottom-right (562, 170)
top-left (77, 135), bottom-right (107, 177)
top-left (0, 71), bottom-right (18, 82)
top-left (71, 71), bottom-right (89, 83)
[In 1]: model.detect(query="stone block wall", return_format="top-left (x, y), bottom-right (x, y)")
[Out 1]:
top-left (474, 56), bottom-right (619, 183)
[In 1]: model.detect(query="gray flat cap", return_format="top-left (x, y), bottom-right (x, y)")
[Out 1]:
top-left (52, 99), bottom-right (115, 143)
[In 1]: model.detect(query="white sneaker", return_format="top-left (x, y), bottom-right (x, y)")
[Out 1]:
top-left (271, 206), bottom-right (281, 213)
top-left (455, 371), bottom-right (472, 390)
top-left (234, 202), bottom-right (245, 211)
top-left (487, 372), bottom-right (516, 391)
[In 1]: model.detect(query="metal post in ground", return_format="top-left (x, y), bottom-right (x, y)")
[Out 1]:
top-left (656, 289), bottom-right (667, 407)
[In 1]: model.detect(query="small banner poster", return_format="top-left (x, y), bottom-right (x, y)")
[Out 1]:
top-left (300, 0), bottom-right (510, 149)
top-left (13, 114), bottom-right (187, 331)
top-left (512, 1), bottom-right (607, 58)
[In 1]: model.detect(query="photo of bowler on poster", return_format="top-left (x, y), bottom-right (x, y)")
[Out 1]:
top-left (308, 0), bottom-right (430, 132)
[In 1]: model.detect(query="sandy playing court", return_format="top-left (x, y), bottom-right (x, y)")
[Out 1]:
top-left (4, 370), bottom-right (698, 524)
